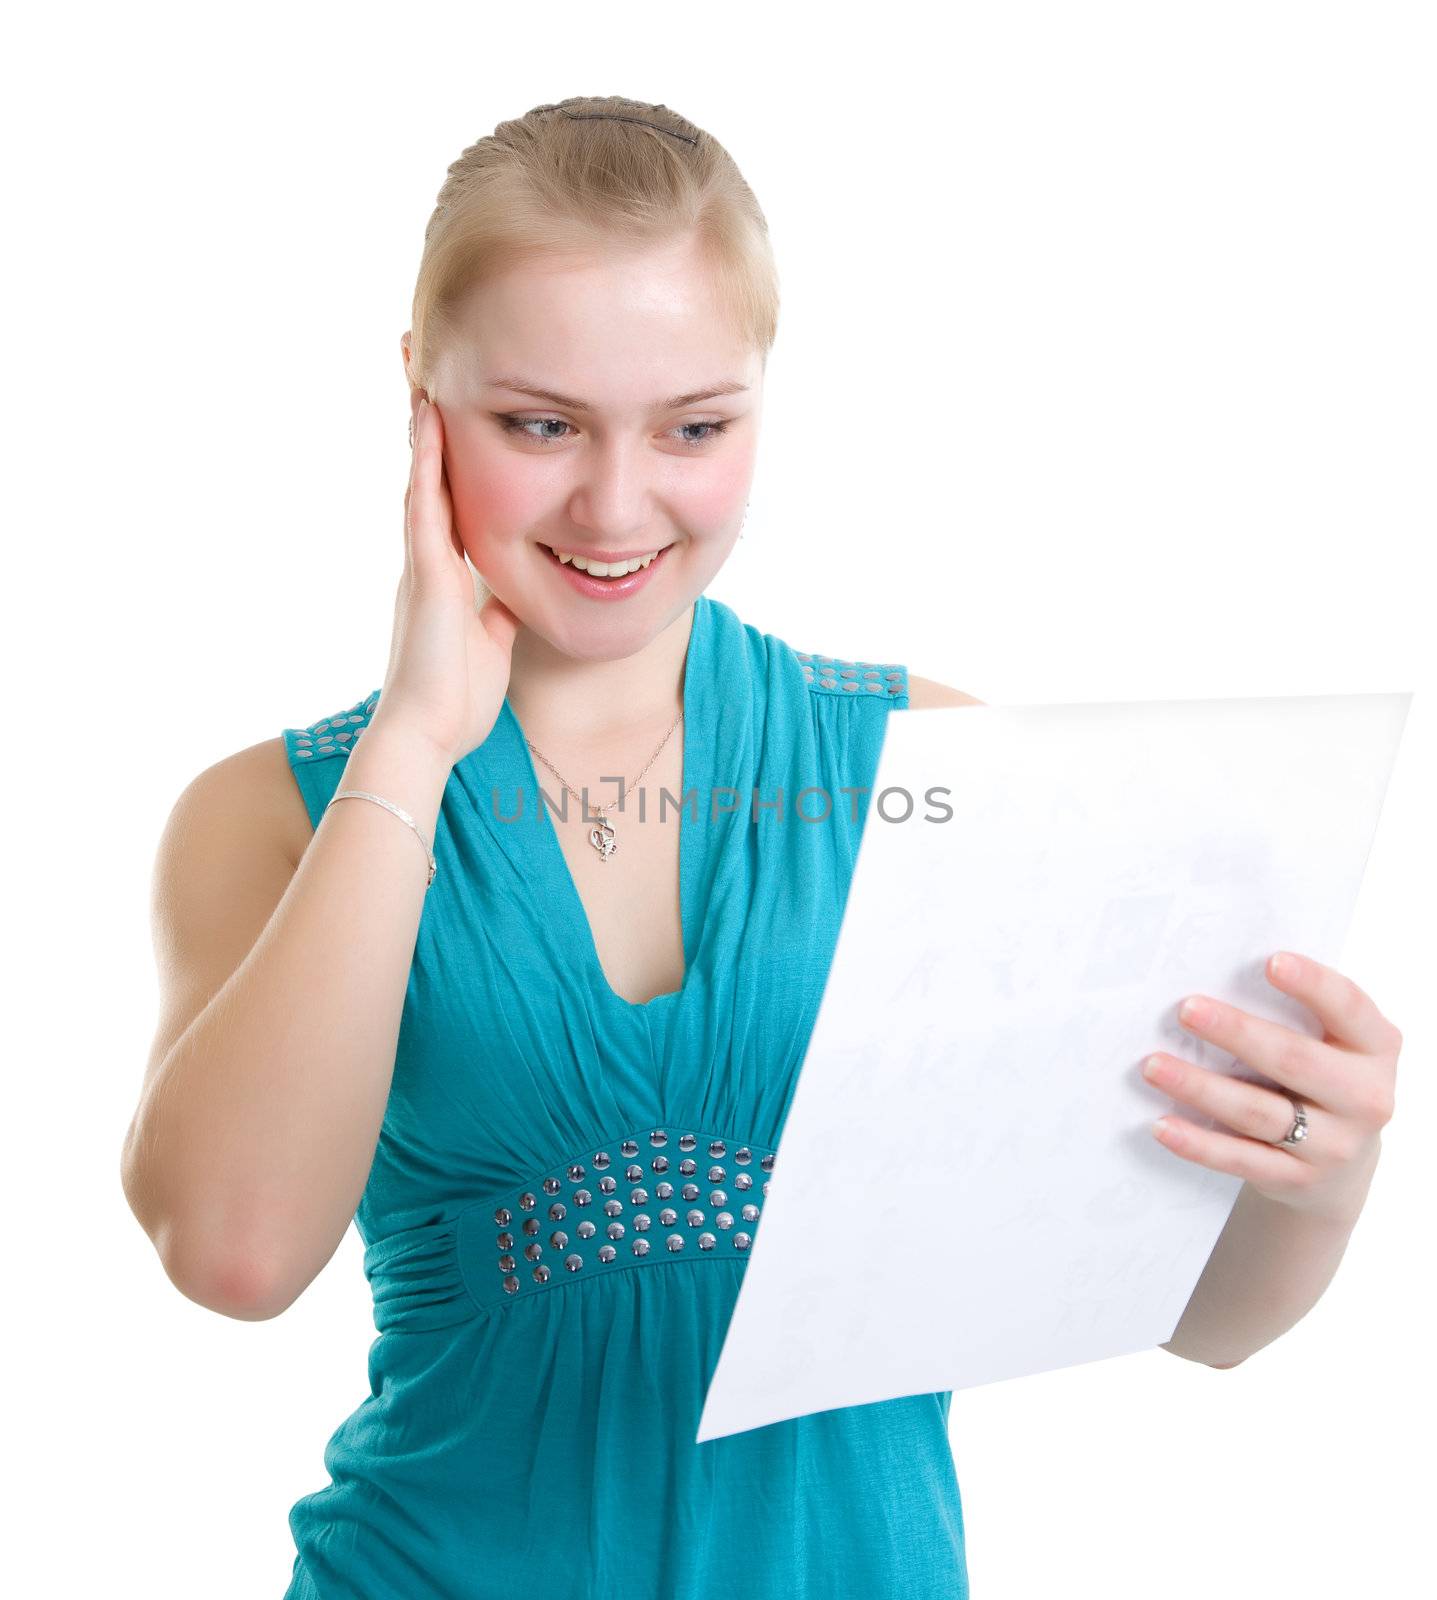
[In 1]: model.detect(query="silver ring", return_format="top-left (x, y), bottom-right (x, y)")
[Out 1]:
top-left (1276, 1095), bottom-right (1308, 1146)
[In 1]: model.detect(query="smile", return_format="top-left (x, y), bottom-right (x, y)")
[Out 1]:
top-left (540, 544), bottom-right (670, 577)
top-left (538, 541), bottom-right (675, 599)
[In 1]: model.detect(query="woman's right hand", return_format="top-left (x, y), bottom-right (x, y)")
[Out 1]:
top-left (371, 392), bottom-right (522, 767)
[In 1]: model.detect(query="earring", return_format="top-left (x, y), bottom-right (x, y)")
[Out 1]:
top-left (408, 415), bottom-right (414, 449)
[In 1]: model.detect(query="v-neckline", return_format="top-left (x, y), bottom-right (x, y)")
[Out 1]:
top-left (497, 596), bottom-right (709, 1016)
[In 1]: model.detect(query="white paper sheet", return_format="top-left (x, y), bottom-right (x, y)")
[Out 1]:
top-left (695, 692), bottom-right (1412, 1443)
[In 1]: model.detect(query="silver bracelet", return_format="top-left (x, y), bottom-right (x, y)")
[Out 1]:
top-left (327, 789), bottom-right (437, 886)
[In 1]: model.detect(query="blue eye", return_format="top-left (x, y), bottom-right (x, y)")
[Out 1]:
top-left (496, 415), bottom-right (730, 449)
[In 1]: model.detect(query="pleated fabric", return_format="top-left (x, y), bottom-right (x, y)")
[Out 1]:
top-left (278, 593), bottom-right (968, 1599)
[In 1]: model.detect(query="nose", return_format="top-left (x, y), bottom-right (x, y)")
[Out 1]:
top-left (565, 437), bottom-right (663, 543)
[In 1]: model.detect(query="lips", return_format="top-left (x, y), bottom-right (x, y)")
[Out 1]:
top-left (539, 539), bottom-right (674, 598)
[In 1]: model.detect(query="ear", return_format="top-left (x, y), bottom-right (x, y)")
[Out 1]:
top-left (401, 333), bottom-right (423, 424)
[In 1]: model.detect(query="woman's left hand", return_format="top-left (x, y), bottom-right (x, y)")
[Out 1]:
top-left (1142, 950), bottom-right (1402, 1224)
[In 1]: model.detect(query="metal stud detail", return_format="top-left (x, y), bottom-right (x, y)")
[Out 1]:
top-left (795, 649), bottom-right (908, 703)
top-left (466, 1126), bottom-right (780, 1306)
top-left (283, 691), bottom-right (382, 764)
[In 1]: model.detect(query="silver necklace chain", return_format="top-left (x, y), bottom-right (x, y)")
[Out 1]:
top-left (525, 711), bottom-right (684, 864)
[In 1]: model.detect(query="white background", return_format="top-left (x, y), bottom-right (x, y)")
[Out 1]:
top-left (6, 2), bottom-right (1432, 1595)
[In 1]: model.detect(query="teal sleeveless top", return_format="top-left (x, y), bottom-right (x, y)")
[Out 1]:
top-left (278, 594), bottom-right (968, 1599)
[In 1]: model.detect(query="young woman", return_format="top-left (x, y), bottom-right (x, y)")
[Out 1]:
top-left (120, 92), bottom-right (1403, 1600)
top-left (121, 96), bottom-right (981, 1598)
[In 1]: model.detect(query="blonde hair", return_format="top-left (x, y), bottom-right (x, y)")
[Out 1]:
top-left (407, 95), bottom-right (780, 396)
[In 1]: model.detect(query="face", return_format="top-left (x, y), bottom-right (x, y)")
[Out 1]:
top-left (405, 234), bottom-right (763, 660)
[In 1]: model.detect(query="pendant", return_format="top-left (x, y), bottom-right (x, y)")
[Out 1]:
top-left (588, 816), bottom-right (617, 862)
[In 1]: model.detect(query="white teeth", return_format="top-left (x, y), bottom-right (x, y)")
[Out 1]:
top-left (551, 547), bottom-right (660, 577)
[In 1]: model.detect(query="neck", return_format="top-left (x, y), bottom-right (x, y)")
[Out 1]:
top-left (505, 601), bottom-right (694, 750)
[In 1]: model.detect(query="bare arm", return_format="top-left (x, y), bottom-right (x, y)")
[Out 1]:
top-left (122, 389), bottom-right (519, 1322)
top-left (120, 722), bottom-right (453, 1321)
top-left (905, 674), bottom-right (985, 710)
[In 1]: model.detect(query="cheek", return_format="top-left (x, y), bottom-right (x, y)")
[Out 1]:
top-left (679, 456), bottom-right (752, 524)
top-left (446, 449), bottom-right (541, 528)
top-left (684, 464), bottom-right (745, 518)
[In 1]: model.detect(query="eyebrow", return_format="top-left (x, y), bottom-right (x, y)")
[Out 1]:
top-left (485, 376), bottom-right (750, 412)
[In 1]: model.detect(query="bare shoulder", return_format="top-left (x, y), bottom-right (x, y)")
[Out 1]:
top-left (904, 674), bottom-right (987, 710)
top-left (137, 738), bottom-right (313, 1101)
top-left (164, 736), bottom-right (314, 872)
